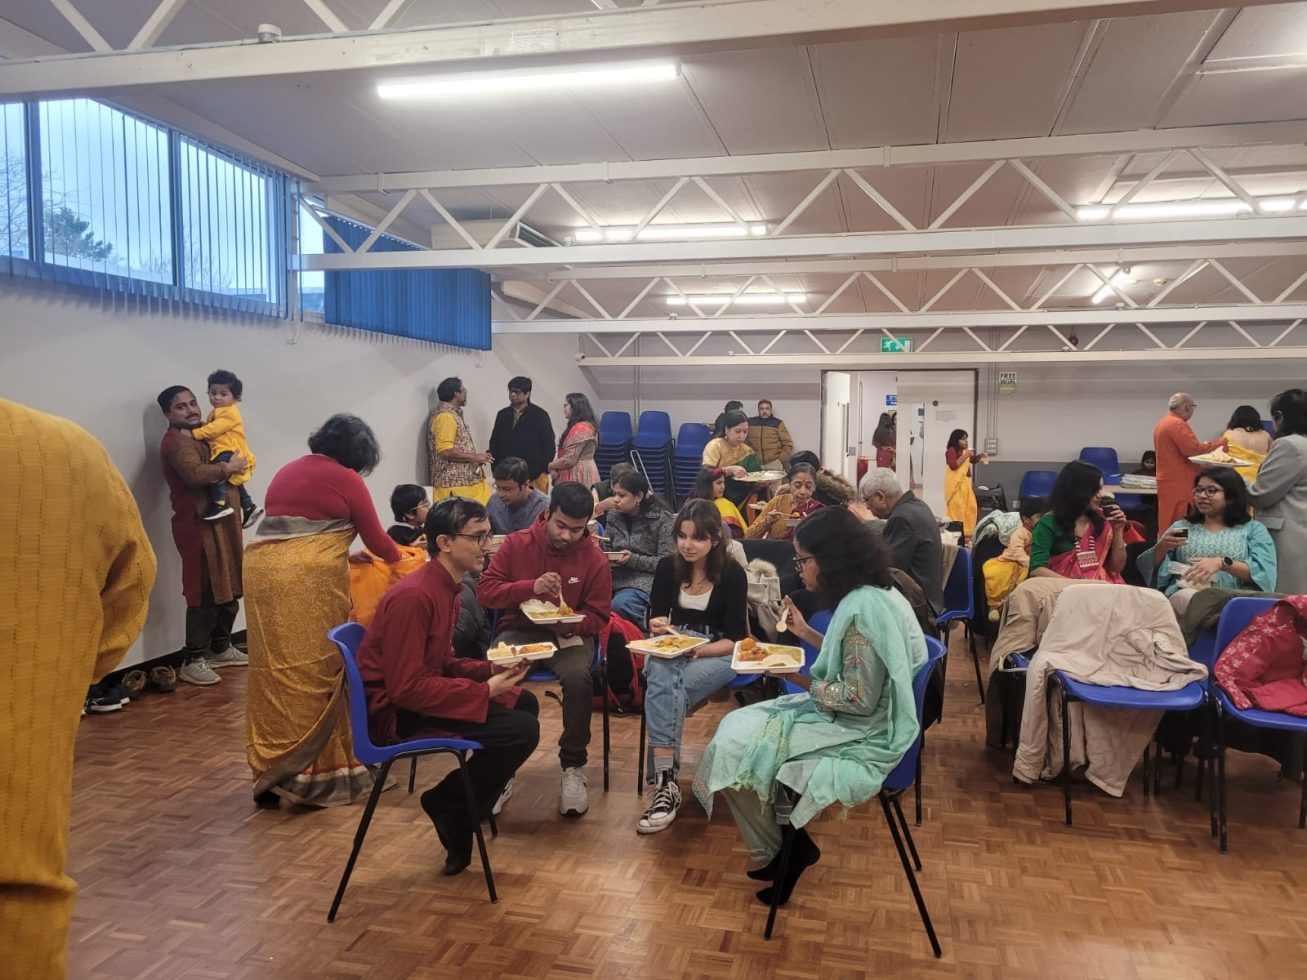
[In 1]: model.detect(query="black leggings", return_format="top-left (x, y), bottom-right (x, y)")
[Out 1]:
top-left (209, 451), bottom-right (253, 509)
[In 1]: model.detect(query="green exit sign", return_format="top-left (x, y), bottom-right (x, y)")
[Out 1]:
top-left (880, 337), bottom-right (913, 353)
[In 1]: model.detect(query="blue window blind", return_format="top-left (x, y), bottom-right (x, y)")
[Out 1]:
top-left (1, 103), bottom-right (27, 259)
top-left (323, 216), bottom-right (490, 350)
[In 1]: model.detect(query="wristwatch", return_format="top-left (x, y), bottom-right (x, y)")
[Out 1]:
top-left (1222, 556), bottom-right (1235, 568)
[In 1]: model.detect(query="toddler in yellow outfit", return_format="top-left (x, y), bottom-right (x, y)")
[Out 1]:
top-left (192, 369), bottom-right (261, 526)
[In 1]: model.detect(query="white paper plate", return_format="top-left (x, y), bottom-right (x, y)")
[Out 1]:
top-left (628, 635), bottom-right (708, 659)
top-left (486, 642), bottom-right (557, 666)
top-left (519, 600), bottom-right (586, 624)
top-left (731, 640), bottom-right (804, 674)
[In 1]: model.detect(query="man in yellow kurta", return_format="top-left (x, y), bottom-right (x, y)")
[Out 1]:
top-left (428, 377), bottom-right (491, 504)
top-left (0, 398), bottom-right (156, 978)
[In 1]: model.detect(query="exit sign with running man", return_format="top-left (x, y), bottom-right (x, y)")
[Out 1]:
top-left (880, 337), bottom-right (913, 353)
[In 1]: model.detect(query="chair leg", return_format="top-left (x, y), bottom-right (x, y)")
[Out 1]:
top-left (1142, 744), bottom-right (1151, 799)
top-left (1174, 747), bottom-right (1185, 792)
top-left (1153, 742), bottom-right (1163, 797)
top-left (637, 707), bottom-right (647, 796)
top-left (1299, 769), bottom-right (1307, 830)
top-left (914, 733), bottom-right (924, 826)
top-left (1217, 705), bottom-right (1229, 854)
top-left (892, 796), bottom-right (923, 871)
top-left (880, 794), bottom-right (942, 958)
top-left (763, 826), bottom-right (795, 941)
top-left (408, 756), bottom-right (418, 794)
top-left (970, 631), bottom-right (986, 706)
top-left (328, 759), bottom-right (393, 923)
top-left (488, 814), bottom-right (498, 839)
top-left (1060, 680), bottom-right (1073, 827)
top-left (456, 753), bottom-right (498, 903)
top-left (601, 655), bottom-right (611, 793)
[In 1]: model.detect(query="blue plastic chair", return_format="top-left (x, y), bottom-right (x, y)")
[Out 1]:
top-left (778, 609), bottom-right (834, 696)
top-left (325, 623), bottom-right (497, 921)
top-left (1211, 596), bottom-right (1303, 853)
top-left (937, 549), bottom-right (980, 703)
top-left (674, 423), bottom-right (712, 459)
top-left (1019, 470), bottom-right (1058, 502)
top-left (1102, 473), bottom-right (1143, 512)
top-left (763, 635), bottom-right (946, 957)
top-left (1079, 447), bottom-right (1120, 476)
top-left (1262, 419), bottom-right (1277, 435)
top-left (598, 411), bottom-right (633, 445)
top-left (634, 411), bottom-right (674, 449)
top-left (1049, 666), bottom-right (1207, 827)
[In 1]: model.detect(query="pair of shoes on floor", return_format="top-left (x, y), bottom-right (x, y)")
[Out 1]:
top-left (150, 665), bottom-right (178, 692)
top-left (420, 788), bottom-right (474, 876)
top-left (242, 505), bottom-right (265, 529)
top-left (637, 771), bottom-right (682, 834)
top-left (122, 669), bottom-right (149, 700)
top-left (178, 658), bottom-right (221, 686)
top-left (560, 766), bottom-right (589, 817)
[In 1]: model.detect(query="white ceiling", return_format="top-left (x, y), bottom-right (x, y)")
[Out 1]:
top-left (1, 0), bottom-right (1306, 316)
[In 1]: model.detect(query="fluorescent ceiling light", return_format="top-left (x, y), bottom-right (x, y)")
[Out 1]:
top-left (666, 292), bottom-right (806, 307)
top-left (377, 61), bottom-right (679, 99)
top-left (569, 223), bottom-right (767, 244)
top-left (1077, 196), bottom-right (1306, 221)
top-left (1091, 267), bottom-right (1132, 305)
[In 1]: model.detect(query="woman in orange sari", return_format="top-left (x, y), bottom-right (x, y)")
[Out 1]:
top-left (549, 392), bottom-right (600, 487)
top-left (245, 414), bottom-right (405, 807)
top-left (944, 429), bottom-right (988, 539)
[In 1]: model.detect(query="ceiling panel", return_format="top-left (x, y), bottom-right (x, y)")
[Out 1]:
top-left (1204, 4), bottom-right (1307, 65)
top-left (808, 35), bottom-right (941, 148)
top-left (944, 22), bottom-right (1090, 141)
top-left (1055, 11), bottom-right (1218, 134)
top-left (1161, 68), bottom-right (1307, 127)
top-left (573, 81), bottom-right (726, 161)
top-left (681, 48), bottom-right (829, 154)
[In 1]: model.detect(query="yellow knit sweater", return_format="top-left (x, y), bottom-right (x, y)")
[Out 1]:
top-left (0, 398), bottom-right (156, 978)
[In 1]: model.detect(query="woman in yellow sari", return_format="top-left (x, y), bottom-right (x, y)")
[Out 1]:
top-left (1224, 404), bottom-right (1274, 481)
top-left (691, 466), bottom-right (748, 537)
top-left (944, 429), bottom-right (988, 540)
top-left (245, 414), bottom-right (407, 807)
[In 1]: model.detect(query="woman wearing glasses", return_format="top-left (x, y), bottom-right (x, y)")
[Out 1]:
top-left (1155, 466), bottom-right (1277, 615)
top-left (637, 499), bottom-right (748, 835)
top-left (693, 507), bottom-right (926, 908)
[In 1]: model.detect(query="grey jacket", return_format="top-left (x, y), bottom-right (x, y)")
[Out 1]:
top-left (883, 490), bottom-right (945, 616)
top-left (605, 505), bottom-right (675, 594)
top-left (1249, 433), bottom-right (1307, 595)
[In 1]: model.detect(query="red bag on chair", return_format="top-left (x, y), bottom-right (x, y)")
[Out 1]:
top-left (596, 614), bottom-right (646, 711)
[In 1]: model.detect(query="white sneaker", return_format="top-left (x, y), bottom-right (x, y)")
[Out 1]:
top-left (636, 773), bottom-right (682, 835)
top-left (492, 778), bottom-right (513, 816)
top-left (207, 647), bottom-right (249, 668)
top-left (178, 658), bottom-right (221, 686)
top-left (559, 767), bottom-right (588, 816)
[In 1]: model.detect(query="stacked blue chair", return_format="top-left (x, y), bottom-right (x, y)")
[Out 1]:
top-left (673, 423), bottom-right (712, 503)
top-left (1081, 447), bottom-right (1141, 510)
top-left (631, 411), bottom-right (675, 500)
top-left (1018, 470), bottom-right (1058, 503)
top-left (595, 411), bottom-right (633, 480)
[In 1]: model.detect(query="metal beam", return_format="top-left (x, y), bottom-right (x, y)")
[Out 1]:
top-left (491, 305), bottom-right (1307, 334)
top-left (572, 347), bottom-right (1307, 367)
top-left (306, 121), bottom-right (1307, 194)
top-left (527, 242), bottom-right (1307, 282)
top-left (0, 0), bottom-right (1283, 96)
top-left (297, 215), bottom-right (1307, 270)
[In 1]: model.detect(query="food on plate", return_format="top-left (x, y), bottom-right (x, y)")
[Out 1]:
top-left (488, 642), bottom-right (517, 660)
top-left (757, 652), bottom-right (799, 669)
top-left (647, 635), bottom-right (695, 652)
top-left (557, 600), bottom-right (574, 616)
top-left (517, 642), bottom-right (554, 655)
top-left (737, 637), bottom-right (766, 662)
top-left (522, 598), bottom-right (577, 618)
top-left (1196, 449), bottom-right (1239, 465)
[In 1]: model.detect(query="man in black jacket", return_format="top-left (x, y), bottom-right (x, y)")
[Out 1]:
top-left (859, 467), bottom-right (944, 616)
top-left (488, 376), bottom-right (555, 490)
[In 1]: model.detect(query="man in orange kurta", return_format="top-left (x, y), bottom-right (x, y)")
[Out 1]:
top-left (1153, 392), bottom-right (1226, 528)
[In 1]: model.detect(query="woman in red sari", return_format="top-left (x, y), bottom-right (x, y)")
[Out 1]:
top-left (1028, 460), bottom-right (1128, 583)
top-left (549, 392), bottom-right (600, 488)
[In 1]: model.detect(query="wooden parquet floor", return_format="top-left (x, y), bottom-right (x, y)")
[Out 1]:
top-left (67, 633), bottom-right (1307, 979)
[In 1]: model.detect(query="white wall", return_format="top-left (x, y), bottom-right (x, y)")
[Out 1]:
top-left (1, 281), bottom-right (593, 668)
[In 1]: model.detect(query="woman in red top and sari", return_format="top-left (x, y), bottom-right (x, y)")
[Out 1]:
top-left (244, 414), bottom-right (406, 808)
top-left (1028, 460), bottom-right (1128, 583)
top-left (944, 429), bottom-right (988, 539)
top-left (549, 392), bottom-right (600, 488)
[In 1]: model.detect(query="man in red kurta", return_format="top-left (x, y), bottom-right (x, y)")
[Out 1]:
top-left (1153, 392), bottom-right (1226, 529)
top-left (357, 497), bottom-right (537, 876)
top-left (158, 385), bottom-right (248, 685)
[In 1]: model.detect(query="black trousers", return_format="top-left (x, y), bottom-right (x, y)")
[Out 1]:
top-left (208, 451), bottom-right (253, 509)
top-left (184, 599), bottom-right (239, 659)
top-left (399, 689), bottom-right (541, 822)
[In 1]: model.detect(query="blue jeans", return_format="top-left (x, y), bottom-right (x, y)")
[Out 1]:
top-left (611, 587), bottom-right (650, 628)
top-left (643, 653), bottom-right (737, 780)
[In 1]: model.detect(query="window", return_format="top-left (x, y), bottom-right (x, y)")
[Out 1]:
top-left (38, 98), bottom-right (170, 282)
top-left (0, 103), bottom-right (27, 259)
top-left (179, 138), bottom-right (281, 305)
top-left (298, 201), bottom-right (325, 313)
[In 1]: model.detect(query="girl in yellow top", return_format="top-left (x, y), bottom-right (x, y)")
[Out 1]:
top-left (691, 466), bottom-right (748, 537)
top-left (944, 428), bottom-right (988, 539)
top-left (192, 369), bottom-right (261, 526)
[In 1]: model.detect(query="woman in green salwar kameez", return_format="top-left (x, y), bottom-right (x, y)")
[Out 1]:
top-left (693, 507), bottom-right (927, 906)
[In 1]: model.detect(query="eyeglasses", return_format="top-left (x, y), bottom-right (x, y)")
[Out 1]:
top-left (792, 555), bottom-right (816, 571)
top-left (452, 531), bottom-right (494, 545)
top-left (1192, 486), bottom-right (1224, 498)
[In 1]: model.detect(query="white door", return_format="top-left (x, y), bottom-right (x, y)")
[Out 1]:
top-left (895, 371), bottom-right (978, 516)
top-left (821, 371), bottom-right (858, 481)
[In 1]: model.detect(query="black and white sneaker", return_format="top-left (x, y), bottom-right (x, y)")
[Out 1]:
top-left (242, 506), bottom-right (265, 529)
top-left (203, 505), bottom-right (235, 522)
top-left (636, 773), bottom-right (682, 835)
top-left (86, 685), bottom-right (124, 713)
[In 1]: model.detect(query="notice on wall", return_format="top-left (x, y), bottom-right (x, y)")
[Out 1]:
top-left (998, 371), bottom-right (1018, 397)
top-left (885, 394), bottom-right (898, 407)
top-left (933, 408), bottom-right (957, 425)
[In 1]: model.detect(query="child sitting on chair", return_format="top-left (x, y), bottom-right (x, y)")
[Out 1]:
top-left (982, 496), bottom-right (1046, 622)
top-left (192, 369), bottom-right (261, 527)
